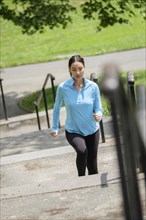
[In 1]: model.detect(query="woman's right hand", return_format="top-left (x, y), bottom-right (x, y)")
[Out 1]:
top-left (50, 131), bottom-right (58, 137)
top-left (93, 113), bottom-right (101, 122)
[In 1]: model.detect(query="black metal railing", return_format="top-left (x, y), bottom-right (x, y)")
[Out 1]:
top-left (34, 73), bottom-right (56, 130)
top-left (102, 63), bottom-right (146, 220)
top-left (0, 77), bottom-right (8, 120)
top-left (90, 73), bottom-right (105, 143)
top-left (127, 71), bottom-right (136, 107)
top-left (126, 71), bottom-right (143, 172)
top-left (136, 84), bottom-right (146, 173)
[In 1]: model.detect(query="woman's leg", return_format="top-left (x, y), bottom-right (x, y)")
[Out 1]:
top-left (85, 130), bottom-right (100, 175)
top-left (65, 130), bottom-right (87, 176)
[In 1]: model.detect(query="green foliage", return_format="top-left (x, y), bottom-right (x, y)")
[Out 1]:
top-left (101, 96), bottom-right (111, 116)
top-left (0, 0), bottom-right (145, 34)
top-left (0, 0), bottom-right (75, 34)
top-left (81, 0), bottom-right (146, 31)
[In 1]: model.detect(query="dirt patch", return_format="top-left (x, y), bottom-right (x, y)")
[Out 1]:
top-left (24, 161), bottom-right (56, 171)
top-left (45, 207), bottom-right (69, 216)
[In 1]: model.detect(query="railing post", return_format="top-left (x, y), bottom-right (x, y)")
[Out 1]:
top-left (34, 73), bottom-right (58, 131)
top-left (127, 72), bottom-right (141, 170)
top-left (127, 71), bottom-right (136, 106)
top-left (136, 85), bottom-right (146, 173)
top-left (136, 85), bottom-right (146, 146)
top-left (0, 77), bottom-right (8, 120)
top-left (34, 103), bottom-right (41, 130)
top-left (99, 120), bottom-right (105, 143)
top-left (42, 88), bottom-right (50, 128)
top-left (51, 76), bottom-right (56, 102)
top-left (90, 73), bottom-right (105, 143)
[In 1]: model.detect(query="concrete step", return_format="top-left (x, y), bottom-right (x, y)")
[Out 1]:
top-left (1, 172), bottom-right (121, 200)
top-left (0, 107), bottom-right (66, 138)
top-left (1, 126), bottom-right (117, 192)
top-left (1, 142), bottom-right (118, 184)
top-left (1, 142), bottom-right (145, 220)
top-left (1, 123), bottom-right (115, 158)
top-left (2, 175), bottom-right (145, 220)
top-left (1, 127), bottom-right (69, 157)
top-left (1, 142), bottom-right (120, 201)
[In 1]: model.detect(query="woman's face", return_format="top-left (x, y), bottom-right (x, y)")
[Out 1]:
top-left (70, 62), bottom-right (85, 81)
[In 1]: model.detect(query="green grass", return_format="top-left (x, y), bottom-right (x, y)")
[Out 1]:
top-left (20, 70), bottom-right (145, 116)
top-left (1, 7), bottom-right (145, 68)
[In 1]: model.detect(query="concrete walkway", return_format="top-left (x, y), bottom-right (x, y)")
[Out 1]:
top-left (0, 48), bottom-right (145, 119)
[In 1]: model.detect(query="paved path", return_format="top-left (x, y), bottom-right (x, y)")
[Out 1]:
top-left (0, 48), bottom-right (145, 119)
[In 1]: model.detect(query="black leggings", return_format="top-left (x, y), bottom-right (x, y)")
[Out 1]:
top-left (65, 129), bottom-right (100, 176)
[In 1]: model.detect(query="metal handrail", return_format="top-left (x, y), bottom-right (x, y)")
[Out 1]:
top-left (34, 73), bottom-right (56, 130)
top-left (102, 64), bottom-right (146, 220)
top-left (0, 77), bottom-right (8, 120)
top-left (126, 72), bottom-right (142, 171)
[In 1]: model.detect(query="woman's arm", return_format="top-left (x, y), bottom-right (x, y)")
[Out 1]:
top-left (93, 84), bottom-right (102, 122)
top-left (50, 85), bottom-right (63, 136)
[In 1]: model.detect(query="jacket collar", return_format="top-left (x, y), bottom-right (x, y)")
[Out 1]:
top-left (69, 77), bottom-right (88, 87)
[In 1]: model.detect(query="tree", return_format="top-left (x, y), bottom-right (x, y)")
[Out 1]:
top-left (81, 0), bottom-right (146, 31)
top-left (0, 0), bottom-right (145, 34)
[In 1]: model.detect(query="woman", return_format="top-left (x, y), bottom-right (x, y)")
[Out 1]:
top-left (50, 55), bottom-right (102, 176)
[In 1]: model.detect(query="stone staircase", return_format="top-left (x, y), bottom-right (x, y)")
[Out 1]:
top-left (1, 112), bottom-right (145, 220)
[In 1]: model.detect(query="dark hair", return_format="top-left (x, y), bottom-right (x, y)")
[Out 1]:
top-left (68, 55), bottom-right (85, 69)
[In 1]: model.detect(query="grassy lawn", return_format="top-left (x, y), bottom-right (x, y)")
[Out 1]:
top-left (1, 7), bottom-right (145, 68)
top-left (20, 70), bottom-right (146, 116)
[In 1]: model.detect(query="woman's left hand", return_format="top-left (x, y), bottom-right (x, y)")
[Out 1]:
top-left (93, 113), bottom-right (101, 122)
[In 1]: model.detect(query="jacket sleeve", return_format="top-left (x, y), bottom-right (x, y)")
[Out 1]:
top-left (93, 84), bottom-right (102, 120)
top-left (52, 85), bottom-right (63, 132)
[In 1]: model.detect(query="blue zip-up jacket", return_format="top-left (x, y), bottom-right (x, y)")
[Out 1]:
top-left (52, 77), bottom-right (102, 136)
